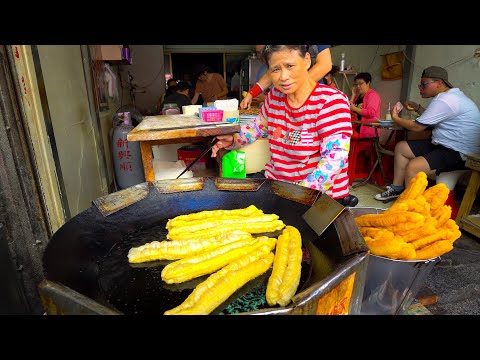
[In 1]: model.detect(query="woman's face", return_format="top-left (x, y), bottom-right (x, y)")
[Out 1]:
top-left (354, 78), bottom-right (370, 97)
top-left (267, 49), bottom-right (311, 95)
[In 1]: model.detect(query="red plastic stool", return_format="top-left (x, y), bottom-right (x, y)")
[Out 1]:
top-left (348, 139), bottom-right (375, 185)
top-left (373, 149), bottom-right (395, 186)
top-left (444, 191), bottom-right (458, 220)
top-left (371, 141), bottom-right (395, 187)
top-left (436, 169), bottom-right (470, 220)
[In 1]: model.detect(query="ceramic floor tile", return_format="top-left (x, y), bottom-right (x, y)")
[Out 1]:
top-left (349, 182), bottom-right (393, 209)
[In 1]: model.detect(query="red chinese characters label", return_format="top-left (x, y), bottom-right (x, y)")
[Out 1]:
top-left (116, 138), bottom-right (129, 149)
top-left (119, 162), bottom-right (133, 172)
top-left (117, 136), bottom-right (132, 172)
top-left (316, 272), bottom-right (356, 315)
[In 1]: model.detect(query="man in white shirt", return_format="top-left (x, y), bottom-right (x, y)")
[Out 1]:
top-left (375, 66), bottom-right (480, 201)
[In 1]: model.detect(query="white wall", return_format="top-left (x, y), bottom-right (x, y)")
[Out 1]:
top-left (37, 45), bottom-right (107, 216)
top-left (407, 45), bottom-right (480, 108)
top-left (331, 45), bottom-right (406, 119)
top-left (118, 45), bottom-right (165, 114)
top-left (330, 45), bottom-right (480, 115)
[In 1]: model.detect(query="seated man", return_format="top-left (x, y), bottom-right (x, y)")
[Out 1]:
top-left (375, 66), bottom-right (480, 201)
top-left (162, 81), bottom-right (192, 113)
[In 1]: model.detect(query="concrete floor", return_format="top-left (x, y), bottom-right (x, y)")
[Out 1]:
top-left (350, 182), bottom-right (480, 315)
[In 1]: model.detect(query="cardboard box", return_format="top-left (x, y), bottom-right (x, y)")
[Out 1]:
top-left (94, 45), bottom-right (122, 61)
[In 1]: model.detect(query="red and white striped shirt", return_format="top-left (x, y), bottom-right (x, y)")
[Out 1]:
top-left (260, 83), bottom-right (352, 199)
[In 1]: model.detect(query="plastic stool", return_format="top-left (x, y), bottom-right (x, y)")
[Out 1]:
top-left (348, 139), bottom-right (375, 185)
top-left (436, 169), bottom-right (470, 219)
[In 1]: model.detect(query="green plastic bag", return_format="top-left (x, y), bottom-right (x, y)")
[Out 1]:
top-left (222, 150), bottom-right (246, 178)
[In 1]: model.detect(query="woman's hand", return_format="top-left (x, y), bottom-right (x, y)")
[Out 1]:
top-left (211, 135), bottom-right (235, 157)
top-left (240, 93), bottom-right (253, 109)
top-left (351, 86), bottom-right (358, 100)
top-left (391, 105), bottom-right (399, 117)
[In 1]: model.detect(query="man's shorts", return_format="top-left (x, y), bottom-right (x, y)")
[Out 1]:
top-left (407, 139), bottom-right (467, 175)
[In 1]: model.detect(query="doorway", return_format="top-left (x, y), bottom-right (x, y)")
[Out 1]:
top-left (171, 52), bottom-right (223, 83)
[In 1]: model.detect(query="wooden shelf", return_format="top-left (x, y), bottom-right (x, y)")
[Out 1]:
top-left (334, 70), bottom-right (357, 93)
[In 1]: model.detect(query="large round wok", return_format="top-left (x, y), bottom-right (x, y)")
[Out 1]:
top-left (42, 177), bottom-right (367, 315)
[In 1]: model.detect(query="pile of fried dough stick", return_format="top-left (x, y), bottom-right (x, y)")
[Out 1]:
top-left (355, 171), bottom-right (461, 260)
top-left (128, 205), bottom-right (303, 315)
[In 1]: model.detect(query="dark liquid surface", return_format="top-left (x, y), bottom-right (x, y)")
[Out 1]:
top-left (97, 221), bottom-right (313, 315)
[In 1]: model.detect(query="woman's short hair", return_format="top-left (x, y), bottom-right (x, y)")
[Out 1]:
top-left (261, 45), bottom-right (318, 69)
top-left (175, 81), bottom-right (191, 92)
top-left (354, 72), bottom-right (372, 84)
top-left (196, 66), bottom-right (213, 80)
top-left (167, 79), bottom-right (177, 87)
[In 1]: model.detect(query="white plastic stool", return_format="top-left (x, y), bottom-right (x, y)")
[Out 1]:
top-left (436, 170), bottom-right (470, 190)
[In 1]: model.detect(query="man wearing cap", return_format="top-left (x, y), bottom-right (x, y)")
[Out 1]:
top-left (375, 65), bottom-right (480, 201)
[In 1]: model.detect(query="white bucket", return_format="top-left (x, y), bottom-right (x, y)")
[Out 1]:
top-left (182, 105), bottom-right (202, 116)
top-left (243, 138), bottom-right (270, 174)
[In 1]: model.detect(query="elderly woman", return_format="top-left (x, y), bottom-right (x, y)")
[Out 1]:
top-left (349, 72), bottom-right (381, 139)
top-left (212, 45), bottom-right (357, 206)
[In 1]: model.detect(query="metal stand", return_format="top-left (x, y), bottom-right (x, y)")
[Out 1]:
top-left (334, 70), bottom-right (357, 94)
top-left (351, 125), bottom-right (397, 189)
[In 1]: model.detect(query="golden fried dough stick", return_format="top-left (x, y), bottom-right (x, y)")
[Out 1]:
top-left (440, 220), bottom-right (462, 244)
top-left (127, 231), bottom-right (253, 263)
top-left (385, 201), bottom-right (409, 213)
top-left (415, 240), bottom-right (453, 260)
top-left (164, 250), bottom-right (275, 315)
top-left (266, 226), bottom-right (303, 307)
top-left (166, 205), bottom-right (263, 229)
top-left (433, 205), bottom-right (452, 228)
top-left (355, 211), bottom-right (424, 228)
top-left (384, 216), bottom-right (425, 234)
top-left (167, 220), bottom-right (286, 241)
top-left (168, 214), bottom-right (270, 231)
top-left (410, 228), bottom-right (456, 250)
top-left (443, 219), bottom-right (460, 232)
top-left (399, 216), bottom-right (437, 242)
top-left (396, 171), bottom-right (428, 202)
top-left (386, 196), bottom-right (430, 216)
top-left (423, 183), bottom-right (449, 215)
top-left (364, 230), bottom-right (416, 260)
top-left (161, 237), bottom-right (276, 284)
top-left (167, 214), bottom-right (279, 236)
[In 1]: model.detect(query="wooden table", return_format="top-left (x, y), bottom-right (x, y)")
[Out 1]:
top-left (456, 153), bottom-right (480, 238)
top-left (127, 115), bottom-right (240, 183)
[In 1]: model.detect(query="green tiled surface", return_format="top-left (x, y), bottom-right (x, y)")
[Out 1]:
top-left (404, 300), bottom-right (432, 315)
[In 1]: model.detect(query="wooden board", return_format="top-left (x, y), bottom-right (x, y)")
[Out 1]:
top-left (127, 115), bottom-right (239, 142)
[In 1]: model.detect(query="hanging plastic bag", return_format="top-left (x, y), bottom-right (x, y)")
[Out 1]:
top-left (221, 150), bottom-right (246, 178)
top-left (381, 52), bottom-right (404, 81)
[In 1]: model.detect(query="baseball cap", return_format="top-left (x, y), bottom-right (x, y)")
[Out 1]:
top-left (421, 66), bottom-right (453, 88)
